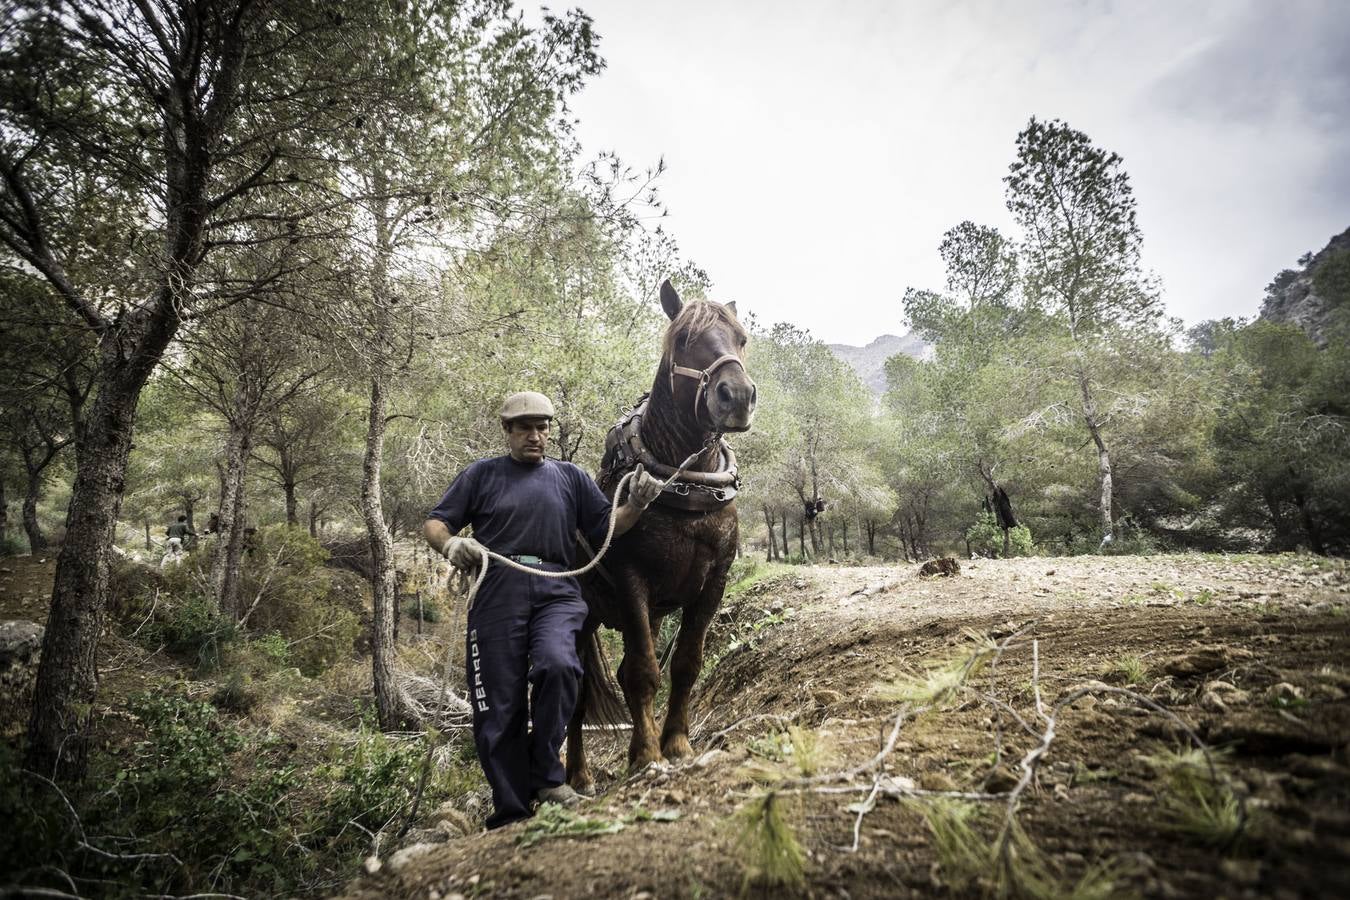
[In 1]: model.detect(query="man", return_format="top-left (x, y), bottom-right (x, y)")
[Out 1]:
top-left (160, 515), bottom-right (192, 569)
top-left (424, 391), bottom-right (662, 829)
top-left (165, 514), bottom-right (194, 553)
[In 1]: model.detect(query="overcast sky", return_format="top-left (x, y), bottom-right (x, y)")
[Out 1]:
top-left (568, 0), bottom-right (1350, 346)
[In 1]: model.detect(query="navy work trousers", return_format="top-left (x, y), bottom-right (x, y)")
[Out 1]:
top-left (465, 565), bottom-right (587, 829)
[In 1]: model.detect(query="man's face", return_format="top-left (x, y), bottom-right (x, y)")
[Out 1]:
top-left (505, 417), bottom-right (550, 463)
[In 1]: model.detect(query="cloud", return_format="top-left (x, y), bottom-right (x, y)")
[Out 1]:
top-left (1148, 1), bottom-right (1350, 131)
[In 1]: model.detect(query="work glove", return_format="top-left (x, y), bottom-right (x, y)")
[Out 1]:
top-left (442, 536), bottom-right (487, 570)
top-left (625, 463), bottom-right (664, 511)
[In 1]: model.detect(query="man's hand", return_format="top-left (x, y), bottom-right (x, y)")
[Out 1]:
top-left (442, 536), bottom-right (487, 570)
top-left (625, 463), bottom-right (663, 511)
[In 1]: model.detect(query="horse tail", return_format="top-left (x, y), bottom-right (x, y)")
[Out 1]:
top-left (581, 629), bottom-right (628, 727)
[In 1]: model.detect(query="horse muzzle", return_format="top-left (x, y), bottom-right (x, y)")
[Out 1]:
top-left (709, 374), bottom-right (756, 432)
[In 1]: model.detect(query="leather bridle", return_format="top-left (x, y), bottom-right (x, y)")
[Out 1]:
top-left (668, 352), bottom-right (747, 425)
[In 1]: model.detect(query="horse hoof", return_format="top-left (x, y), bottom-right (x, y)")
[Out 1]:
top-left (568, 774), bottom-right (596, 797)
top-left (662, 735), bottom-right (694, 760)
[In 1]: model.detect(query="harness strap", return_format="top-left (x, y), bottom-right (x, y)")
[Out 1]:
top-left (668, 353), bottom-right (746, 424)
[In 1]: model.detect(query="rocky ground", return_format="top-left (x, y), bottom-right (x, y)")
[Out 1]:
top-left (338, 553), bottom-right (1350, 900)
top-left (5, 552), bottom-right (1349, 899)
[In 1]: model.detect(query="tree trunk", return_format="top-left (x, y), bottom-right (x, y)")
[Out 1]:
top-left (211, 426), bottom-right (252, 619)
top-left (184, 497), bottom-right (195, 533)
top-left (22, 473), bottom-right (47, 553)
top-left (27, 352), bottom-right (154, 779)
top-left (826, 524), bottom-right (834, 558)
top-left (1079, 376), bottom-right (1114, 540)
top-left (362, 372), bottom-right (409, 729)
top-left (0, 479), bottom-right (8, 543)
top-left (1290, 480), bottom-right (1327, 556)
top-left (144, 520), bottom-right (151, 551)
top-left (763, 507), bottom-right (777, 561)
top-left (798, 517), bottom-right (807, 559)
top-left (284, 478), bottom-right (299, 527)
top-left (841, 520), bottom-right (849, 556)
top-left (865, 520), bottom-right (876, 556)
top-left (781, 516), bottom-right (788, 560)
top-left (308, 500), bottom-right (319, 538)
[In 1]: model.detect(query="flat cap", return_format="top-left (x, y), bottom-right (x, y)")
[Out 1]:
top-left (499, 391), bottom-right (555, 421)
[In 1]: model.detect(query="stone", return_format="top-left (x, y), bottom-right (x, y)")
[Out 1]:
top-left (1267, 682), bottom-right (1303, 703)
top-left (387, 842), bottom-right (439, 874)
top-left (692, 749), bottom-right (725, 769)
top-left (1162, 645), bottom-right (1253, 678)
top-left (0, 620), bottom-right (43, 695)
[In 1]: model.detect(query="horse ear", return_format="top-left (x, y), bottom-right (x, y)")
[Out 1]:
top-left (660, 279), bottom-right (682, 320)
top-left (724, 300), bottom-right (737, 318)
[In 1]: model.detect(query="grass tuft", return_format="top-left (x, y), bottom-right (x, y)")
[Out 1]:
top-left (787, 726), bottom-right (822, 777)
top-left (913, 800), bottom-right (1125, 899)
top-left (734, 792), bottom-right (806, 895)
top-left (1106, 654), bottom-right (1149, 686)
top-left (1141, 746), bottom-right (1245, 848)
top-left (872, 631), bottom-right (997, 706)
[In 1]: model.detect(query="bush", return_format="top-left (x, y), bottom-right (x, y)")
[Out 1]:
top-left (965, 511), bottom-right (1033, 558)
top-left (241, 525), bottom-right (361, 676)
top-left (406, 596), bottom-right (443, 623)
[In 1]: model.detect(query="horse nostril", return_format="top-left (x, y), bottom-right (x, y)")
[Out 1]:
top-left (750, 383), bottom-right (757, 406)
top-left (717, 382), bottom-right (733, 403)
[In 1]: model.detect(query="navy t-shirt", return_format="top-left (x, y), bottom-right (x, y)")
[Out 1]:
top-left (428, 456), bottom-right (612, 567)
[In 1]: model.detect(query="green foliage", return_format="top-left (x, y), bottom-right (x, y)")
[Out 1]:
top-left (241, 526), bottom-right (360, 676)
top-left (407, 596), bottom-right (444, 623)
top-left (965, 511), bottom-right (1033, 558)
top-left (317, 724), bottom-right (429, 835)
top-left (734, 792), bottom-right (806, 894)
top-left (914, 800), bottom-right (1124, 899)
top-left (872, 632), bottom-right (996, 706)
top-left (1313, 248), bottom-right (1350, 309)
top-left (1141, 747), bottom-right (1246, 848)
top-left (151, 589), bottom-right (238, 673)
top-left (518, 803), bottom-right (626, 848)
top-left (1107, 654), bottom-right (1149, 686)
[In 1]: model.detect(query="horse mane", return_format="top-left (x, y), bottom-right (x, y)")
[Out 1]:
top-left (662, 300), bottom-right (746, 358)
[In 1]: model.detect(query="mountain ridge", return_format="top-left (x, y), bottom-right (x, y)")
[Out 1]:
top-left (827, 332), bottom-right (931, 396)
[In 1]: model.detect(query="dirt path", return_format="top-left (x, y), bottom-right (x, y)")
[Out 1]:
top-left (341, 554), bottom-right (1350, 900)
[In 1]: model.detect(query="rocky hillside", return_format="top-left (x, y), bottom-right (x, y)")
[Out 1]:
top-left (828, 332), bottom-right (931, 396)
top-left (1260, 226), bottom-right (1350, 346)
top-left (340, 554), bottom-right (1350, 900)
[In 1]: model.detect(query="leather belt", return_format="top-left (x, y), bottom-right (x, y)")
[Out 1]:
top-left (508, 554), bottom-right (550, 565)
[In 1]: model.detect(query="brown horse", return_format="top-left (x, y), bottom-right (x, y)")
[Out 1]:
top-left (567, 280), bottom-right (756, 788)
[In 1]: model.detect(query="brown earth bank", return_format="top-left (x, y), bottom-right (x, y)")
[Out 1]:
top-left (337, 554), bottom-right (1350, 900)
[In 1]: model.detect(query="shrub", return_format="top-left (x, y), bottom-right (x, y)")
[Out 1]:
top-left (239, 526), bottom-right (361, 676)
top-left (965, 511), bottom-right (1033, 558)
top-left (407, 596), bottom-right (443, 623)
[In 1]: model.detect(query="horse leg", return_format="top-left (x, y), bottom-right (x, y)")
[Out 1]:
top-left (660, 579), bottom-right (723, 760)
top-left (566, 635), bottom-right (593, 795)
top-left (616, 584), bottom-right (662, 769)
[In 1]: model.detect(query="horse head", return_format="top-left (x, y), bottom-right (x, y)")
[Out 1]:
top-left (660, 279), bottom-right (757, 433)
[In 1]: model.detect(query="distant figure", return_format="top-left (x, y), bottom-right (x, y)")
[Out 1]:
top-left (161, 515), bottom-right (192, 569)
top-left (164, 515), bottom-right (194, 555)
